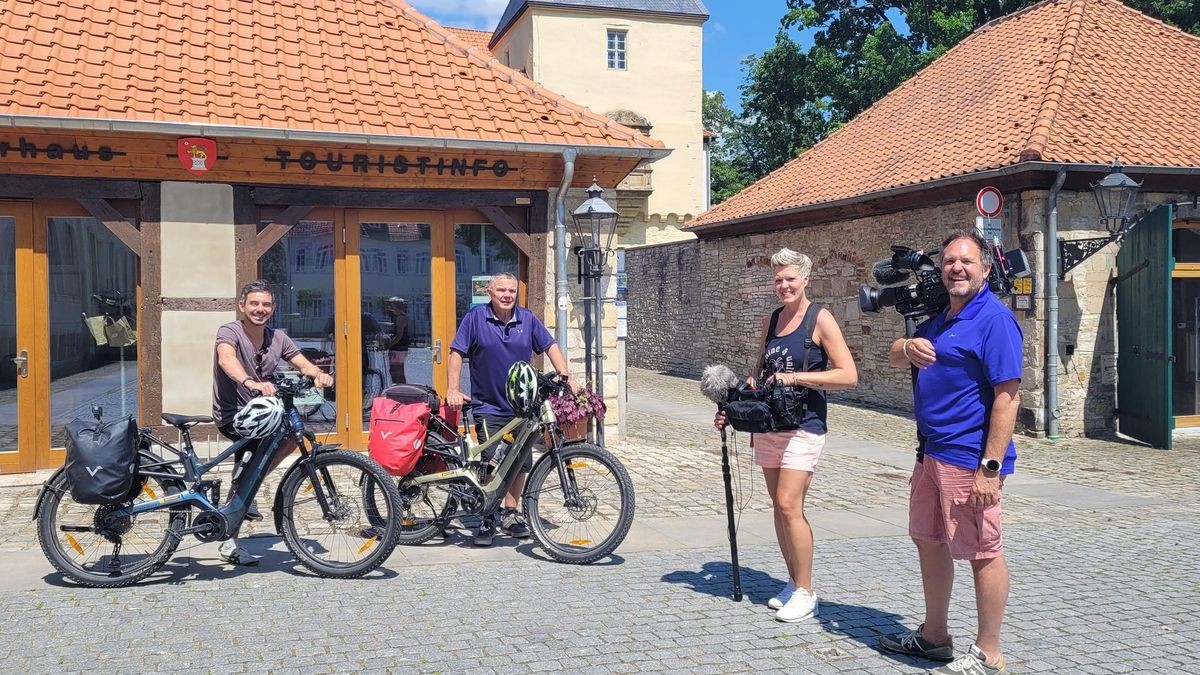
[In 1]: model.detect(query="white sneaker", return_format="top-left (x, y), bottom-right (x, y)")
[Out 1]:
top-left (767, 580), bottom-right (796, 609)
top-left (218, 539), bottom-right (258, 566)
top-left (774, 587), bottom-right (818, 623)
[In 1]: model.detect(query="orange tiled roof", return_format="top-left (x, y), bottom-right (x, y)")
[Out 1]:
top-left (690, 0), bottom-right (1200, 228)
top-left (0, 0), bottom-right (662, 153)
top-left (446, 26), bottom-right (495, 55)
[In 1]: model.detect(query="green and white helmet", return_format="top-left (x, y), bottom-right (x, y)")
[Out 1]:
top-left (506, 361), bottom-right (539, 416)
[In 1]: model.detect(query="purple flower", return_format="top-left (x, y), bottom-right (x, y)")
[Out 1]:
top-left (548, 381), bottom-right (607, 425)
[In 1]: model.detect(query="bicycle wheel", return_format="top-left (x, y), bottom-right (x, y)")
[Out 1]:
top-left (37, 468), bottom-right (187, 588)
top-left (392, 477), bottom-right (457, 545)
top-left (362, 368), bottom-right (385, 412)
top-left (523, 443), bottom-right (635, 564)
top-left (279, 450), bottom-right (401, 578)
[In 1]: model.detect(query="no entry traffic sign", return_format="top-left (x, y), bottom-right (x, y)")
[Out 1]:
top-left (976, 187), bottom-right (1003, 218)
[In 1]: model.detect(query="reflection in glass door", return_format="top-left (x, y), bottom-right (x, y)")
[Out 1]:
top-left (454, 222), bottom-right (521, 399)
top-left (0, 204), bottom-right (35, 473)
top-left (261, 217), bottom-right (340, 438)
top-left (354, 216), bottom-right (434, 434)
top-left (46, 214), bottom-right (140, 451)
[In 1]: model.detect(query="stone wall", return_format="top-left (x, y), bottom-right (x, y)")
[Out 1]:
top-left (625, 191), bottom-right (1191, 438)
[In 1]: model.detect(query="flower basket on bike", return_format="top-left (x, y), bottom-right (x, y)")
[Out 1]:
top-left (546, 381), bottom-right (605, 444)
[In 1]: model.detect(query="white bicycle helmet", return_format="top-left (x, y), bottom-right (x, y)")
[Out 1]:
top-left (506, 362), bottom-right (539, 416)
top-left (231, 396), bottom-right (284, 439)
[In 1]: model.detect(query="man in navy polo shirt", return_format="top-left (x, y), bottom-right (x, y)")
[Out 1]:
top-left (446, 272), bottom-right (576, 546)
top-left (878, 231), bottom-right (1023, 675)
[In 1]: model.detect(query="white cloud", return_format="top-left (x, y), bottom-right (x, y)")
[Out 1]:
top-left (709, 21), bottom-right (727, 34)
top-left (407, 0), bottom-right (509, 30)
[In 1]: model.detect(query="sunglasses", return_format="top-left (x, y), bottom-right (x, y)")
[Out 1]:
top-left (254, 349), bottom-right (267, 378)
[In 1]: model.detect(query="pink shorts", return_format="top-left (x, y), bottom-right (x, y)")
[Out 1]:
top-left (909, 456), bottom-right (1005, 560)
top-left (753, 429), bottom-right (825, 472)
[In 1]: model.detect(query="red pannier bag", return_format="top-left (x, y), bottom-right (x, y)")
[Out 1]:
top-left (367, 397), bottom-right (430, 476)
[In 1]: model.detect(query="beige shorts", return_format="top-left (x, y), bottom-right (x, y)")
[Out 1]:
top-left (753, 429), bottom-right (825, 472)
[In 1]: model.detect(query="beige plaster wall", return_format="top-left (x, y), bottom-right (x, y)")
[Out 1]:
top-left (159, 181), bottom-right (238, 419)
top-left (160, 181), bottom-right (236, 297)
top-left (495, 8), bottom-right (705, 240)
top-left (540, 188), bottom-right (623, 441)
top-left (160, 310), bottom-right (235, 416)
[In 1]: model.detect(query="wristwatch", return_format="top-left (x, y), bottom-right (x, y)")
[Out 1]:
top-left (979, 457), bottom-right (1001, 473)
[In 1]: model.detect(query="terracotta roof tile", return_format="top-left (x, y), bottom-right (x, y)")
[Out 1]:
top-left (691, 0), bottom-right (1200, 228)
top-left (0, 0), bottom-right (660, 151)
top-left (444, 26), bottom-right (495, 56)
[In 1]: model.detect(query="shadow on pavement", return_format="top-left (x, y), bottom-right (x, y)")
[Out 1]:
top-left (661, 560), bottom-right (783, 604)
top-left (40, 533), bottom-right (399, 587)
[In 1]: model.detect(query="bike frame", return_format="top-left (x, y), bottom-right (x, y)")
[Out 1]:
top-left (406, 398), bottom-right (571, 516)
top-left (107, 396), bottom-right (332, 538)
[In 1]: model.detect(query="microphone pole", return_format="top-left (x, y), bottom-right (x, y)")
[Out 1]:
top-left (719, 425), bottom-right (743, 601)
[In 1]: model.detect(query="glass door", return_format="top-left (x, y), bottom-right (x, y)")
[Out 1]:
top-left (260, 209), bottom-right (345, 445)
top-left (0, 202), bottom-right (35, 473)
top-left (347, 210), bottom-right (454, 448)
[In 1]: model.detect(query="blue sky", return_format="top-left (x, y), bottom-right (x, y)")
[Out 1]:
top-left (408, 0), bottom-right (801, 114)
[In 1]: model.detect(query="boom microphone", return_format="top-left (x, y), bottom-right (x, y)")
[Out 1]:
top-left (871, 259), bottom-right (912, 287)
top-left (701, 364), bottom-right (740, 405)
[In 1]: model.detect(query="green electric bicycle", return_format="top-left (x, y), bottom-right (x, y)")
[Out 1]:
top-left (367, 367), bottom-right (635, 564)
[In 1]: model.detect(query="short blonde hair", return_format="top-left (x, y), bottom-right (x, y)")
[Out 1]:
top-left (770, 248), bottom-right (813, 277)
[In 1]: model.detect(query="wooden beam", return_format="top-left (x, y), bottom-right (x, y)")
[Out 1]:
top-left (76, 197), bottom-right (142, 257)
top-left (255, 204), bottom-right (314, 258)
top-left (250, 187), bottom-right (540, 209)
top-left (232, 186), bottom-right (260, 285)
top-left (138, 183), bottom-right (163, 425)
top-left (478, 205), bottom-right (531, 257)
top-left (0, 174), bottom-right (143, 199)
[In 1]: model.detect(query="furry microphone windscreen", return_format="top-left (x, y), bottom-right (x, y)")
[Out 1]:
top-left (700, 364), bottom-right (740, 405)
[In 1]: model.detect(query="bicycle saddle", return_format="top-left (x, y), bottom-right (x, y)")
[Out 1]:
top-left (161, 413), bottom-right (214, 429)
top-left (459, 401), bottom-right (484, 411)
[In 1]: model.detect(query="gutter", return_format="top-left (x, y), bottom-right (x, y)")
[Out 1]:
top-left (0, 114), bottom-right (671, 161)
top-left (554, 149), bottom-right (577, 356)
top-left (688, 161), bottom-right (1200, 235)
top-left (1046, 166), bottom-right (1068, 440)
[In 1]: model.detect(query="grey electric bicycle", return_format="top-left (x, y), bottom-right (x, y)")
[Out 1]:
top-left (33, 374), bottom-right (402, 587)
top-left (365, 370), bottom-right (635, 564)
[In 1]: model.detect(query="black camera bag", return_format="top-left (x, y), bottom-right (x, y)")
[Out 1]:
top-left (724, 384), bottom-right (776, 433)
top-left (64, 415), bottom-right (139, 505)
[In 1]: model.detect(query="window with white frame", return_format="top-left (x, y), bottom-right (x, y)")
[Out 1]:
top-left (607, 30), bottom-right (627, 70)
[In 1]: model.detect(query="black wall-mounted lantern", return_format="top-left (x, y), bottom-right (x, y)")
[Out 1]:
top-left (1059, 162), bottom-right (1144, 275)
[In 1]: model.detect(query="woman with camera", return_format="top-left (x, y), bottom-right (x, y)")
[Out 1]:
top-left (716, 248), bottom-right (857, 622)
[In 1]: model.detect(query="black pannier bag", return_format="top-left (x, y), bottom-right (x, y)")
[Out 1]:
top-left (382, 383), bottom-right (441, 411)
top-left (64, 416), bottom-right (139, 505)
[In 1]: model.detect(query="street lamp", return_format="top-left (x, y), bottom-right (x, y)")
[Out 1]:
top-left (1059, 162), bottom-right (1144, 275)
top-left (1093, 161), bottom-right (1142, 233)
top-left (571, 180), bottom-right (620, 446)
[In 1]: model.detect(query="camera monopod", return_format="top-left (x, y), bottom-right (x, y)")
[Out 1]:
top-left (700, 364), bottom-right (745, 602)
top-left (718, 425), bottom-right (743, 601)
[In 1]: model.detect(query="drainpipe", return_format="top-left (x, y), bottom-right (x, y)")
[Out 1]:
top-left (554, 149), bottom-right (577, 358)
top-left (1046, 166), bottom-right (1067, 440)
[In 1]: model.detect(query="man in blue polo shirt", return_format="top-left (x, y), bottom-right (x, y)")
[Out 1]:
top-left (447, 271), bottom-right (576, 546)
top-left (878, 231), bottom-right (1023, 675)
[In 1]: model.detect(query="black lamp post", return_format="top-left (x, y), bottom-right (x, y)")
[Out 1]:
top-left (1059, 162), bottom-right (1143, 275)
top-left (571, 180), bottom-right (619, 446)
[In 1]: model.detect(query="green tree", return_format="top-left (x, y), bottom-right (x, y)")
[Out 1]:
top-left (703, 90), bottom-right (754, 203)
top-left (727, 0), bottom-right (1200, 186)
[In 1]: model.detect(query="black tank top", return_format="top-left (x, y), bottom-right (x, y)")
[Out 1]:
top-left (761, 303), bottom-right (828, 434)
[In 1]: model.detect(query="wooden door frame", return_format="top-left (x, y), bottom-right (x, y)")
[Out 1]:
top-left (0, 201), bottom-right (35, 473)
top-left (344, 209), bottom-right (452, 448)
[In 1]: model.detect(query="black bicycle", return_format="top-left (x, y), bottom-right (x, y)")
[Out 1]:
top-left (33, 374), bottom-right (403, 587)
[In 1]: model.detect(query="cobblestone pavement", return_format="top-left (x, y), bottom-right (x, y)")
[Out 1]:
top-left (1, 368), bottom-right (1197, 672)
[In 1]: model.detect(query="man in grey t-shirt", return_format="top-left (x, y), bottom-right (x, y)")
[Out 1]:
top-left (213, 280), bottom-right (332, 564)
